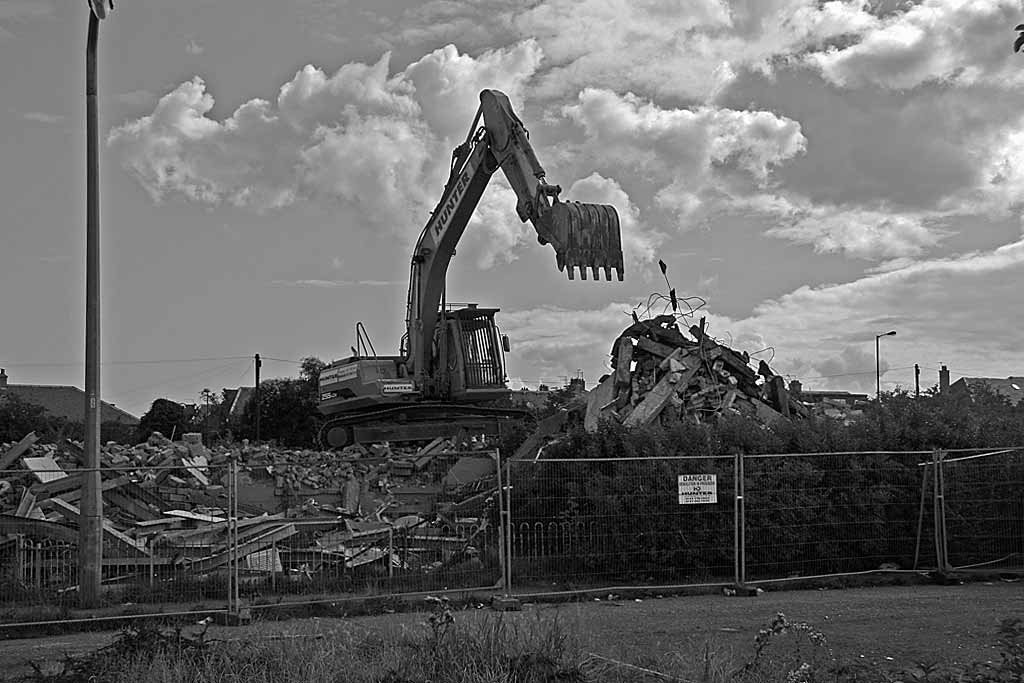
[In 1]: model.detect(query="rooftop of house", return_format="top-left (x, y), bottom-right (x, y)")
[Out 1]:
top-left (950, 376), bottom-right (1024, 406)
top-left (0, 368), bottom-right (139, 424)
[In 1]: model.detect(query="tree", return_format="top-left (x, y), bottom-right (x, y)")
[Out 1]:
top-left (238, 377), bottom-right (322, 447)
top-left (299, 356), bottom-right (327, 387)
top-left (0, 393), bottom-right (52, 442)
top-left (137, 398), bottom-right (189, 441)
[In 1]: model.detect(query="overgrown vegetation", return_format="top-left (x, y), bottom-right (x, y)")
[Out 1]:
top-left (507, 386), bottom-right (1024, 585)
top-left (18, 606), bottom-right (1024, 682)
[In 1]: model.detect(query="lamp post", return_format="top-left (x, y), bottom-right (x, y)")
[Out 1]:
top-left (875, 330), bottom-right (896, 401)
top-left (80, 0), bottom-right (113, 608)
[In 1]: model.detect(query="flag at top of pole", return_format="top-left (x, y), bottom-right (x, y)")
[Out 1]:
top-left (87, 0), bottom-right (113, 20)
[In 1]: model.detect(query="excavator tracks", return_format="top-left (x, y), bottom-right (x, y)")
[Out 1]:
top-left (316, 402), bottom-right (530, 449)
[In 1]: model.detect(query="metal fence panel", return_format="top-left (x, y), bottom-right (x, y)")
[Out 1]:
top-left (0, 462), bottom-right (235, 620)
top-left (942, 449), bottom-right (1024, 572)
top-left (743, 452), bottom-right (931, 580)
top-left (509, 456), bottom-right (736, 591)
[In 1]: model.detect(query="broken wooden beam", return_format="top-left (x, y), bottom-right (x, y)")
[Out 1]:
top-left (181, 523), bottom-right (297, 573)
top-left (0, 432), bottom-right (39, 471)
top-left (39, 498), bottom-right (150, 557)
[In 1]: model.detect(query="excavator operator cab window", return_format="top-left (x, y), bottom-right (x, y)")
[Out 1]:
top-left (450, 309), bottom-right (504, 390)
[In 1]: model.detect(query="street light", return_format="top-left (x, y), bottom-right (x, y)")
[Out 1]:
top-left (80, 0), bottom-right (113, 609)
top-left (875, 330), bottom-right (896, 401)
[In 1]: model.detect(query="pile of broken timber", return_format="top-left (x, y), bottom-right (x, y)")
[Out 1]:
top-left (585, 315), bottom-right (808, 431)
top-left (0, 431), bottom-right (499, 585)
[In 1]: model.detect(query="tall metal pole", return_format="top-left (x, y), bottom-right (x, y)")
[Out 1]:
top-left (875, 335), bottom-right (881, 401)
top-left (254, 354), bottom-right (261, 444)
top-left (914, 363), bottom-right (921, 398)
top-left (79, 8), bottom-right (103, 609)
top-left (875, 331), bottom-right (895, 402)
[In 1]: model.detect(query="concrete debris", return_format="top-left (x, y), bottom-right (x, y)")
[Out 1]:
top-left (586, 315), bottom-right (809, 430)
top-left (0, 430), bottom-right (500, 587)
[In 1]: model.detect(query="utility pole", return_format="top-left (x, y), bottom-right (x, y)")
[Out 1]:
top-left (80, 0), bottom-right (111, 609)
top-left (914, 363), bottom-right (921, 398)
top-left (875, 330), bottom-right (896, 401)
top-left (254, 354), bottom-right (261, 444)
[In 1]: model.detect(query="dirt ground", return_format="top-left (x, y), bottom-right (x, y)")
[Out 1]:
top-left (0, 581), bottom-right (1020, 679)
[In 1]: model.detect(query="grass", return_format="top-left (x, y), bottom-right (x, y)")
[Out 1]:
top-left (14, 593), bottom-right (1024, 683)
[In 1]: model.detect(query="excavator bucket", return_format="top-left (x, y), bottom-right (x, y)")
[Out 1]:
top-left (549, 201), bottom-right (624, 281)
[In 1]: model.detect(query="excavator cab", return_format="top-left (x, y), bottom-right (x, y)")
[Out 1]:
top-left (441, 304), bottom-right (507, 402)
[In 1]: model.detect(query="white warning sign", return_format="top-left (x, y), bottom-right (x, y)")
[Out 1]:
top-left (677, 474), bottom-right (717, 504)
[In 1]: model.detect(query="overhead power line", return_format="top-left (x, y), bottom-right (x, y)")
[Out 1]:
top-left (0, 356), bottom-right (253, 368)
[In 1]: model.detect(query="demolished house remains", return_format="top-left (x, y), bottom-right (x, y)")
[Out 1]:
top-left (583, 315), bottom-right (810, 431)
top-left (0, 431), bottom-right (502, 597)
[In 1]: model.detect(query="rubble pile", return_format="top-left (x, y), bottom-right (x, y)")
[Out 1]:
top-left (584, 314), bottom-right (808, 430)
top-left (0, 430), bottom-right (499, 586)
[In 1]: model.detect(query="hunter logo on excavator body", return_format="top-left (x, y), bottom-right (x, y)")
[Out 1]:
top-left (433, 169), bottom-right (472, 238)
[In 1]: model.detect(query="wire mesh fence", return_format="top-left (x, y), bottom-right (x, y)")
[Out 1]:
top-left (942, 448), bottom-right (1024, 572)
top-left (0, 450), bottom-right (507, 623)
top-left (1, 445), bottom-right (1021, 624)
top-left (0, 461), bottom-right (239, 619)
top-left (743, 451), bottom-right (933, 581)
top-left (508, 456), bottom-right (737, 591)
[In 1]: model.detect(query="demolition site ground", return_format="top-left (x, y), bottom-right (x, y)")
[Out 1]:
top-left (0, 582), bottom-right (1020, 681)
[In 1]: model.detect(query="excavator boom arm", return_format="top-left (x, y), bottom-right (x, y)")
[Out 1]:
top-left (405, 89), bottom-right (624, 386)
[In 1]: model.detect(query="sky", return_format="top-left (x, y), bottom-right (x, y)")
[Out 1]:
top-left (2, 0), bottom-right (1024, 418)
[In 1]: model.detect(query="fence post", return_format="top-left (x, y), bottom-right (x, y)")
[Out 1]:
top-left (271, 540), bottom-right (278, 591)
top-left (494, 449), bottom-right (508, 596)
top-left (913, 456), bottom-right (931, 571)
top-left (931, 449), bottom-right (950, 573)
top-left (504, 454), bottom-right (513, 598)
top-left (232, 458), bottom-right (240, 609)
top-left (937, 450), bottom-right (950, 572)
top-left (226, 460), bottom-right (233, 615)
top-left (740, 452), bottom-right (747, 585)
top-left (733, 452), bottom-right (747, 587)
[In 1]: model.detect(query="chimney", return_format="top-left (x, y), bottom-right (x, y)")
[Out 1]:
top-left (0, 368), bottom-right (7, 388)
top-left (939, 365), bottom-right (950, 393)
top-left (788, 380), bottom-right (802, 396)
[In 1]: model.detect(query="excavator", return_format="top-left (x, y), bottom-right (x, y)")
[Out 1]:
top-left (316, 89), bottom-right (624, 448)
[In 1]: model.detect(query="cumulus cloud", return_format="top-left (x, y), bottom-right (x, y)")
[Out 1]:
top-left (518, 0), bottom-right (879, 100)
top-left (564, 89), bottom-right (805, 182)
top-left (809, 346), bottom-right (890, 393)
top-left (109, 43), bottom-right (558, 263)
top-left (460, 183), bottom-right (534, 269)
top-left (500, 302), bottom-right (638, 382)
top-left (726, 193), bottom-right (947, 260)
top-left (111, 41), bottom-right (668, 272)
top-left (558, 88), bottom-right (806, 231)
top-left (501, 234), bottom-right (1024, 393)
top-left (806, 0), bottom-right (1022, 90)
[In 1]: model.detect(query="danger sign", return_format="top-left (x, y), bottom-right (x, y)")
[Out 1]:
top-left (678, 474), bottom-right (717, 504)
